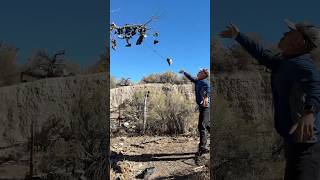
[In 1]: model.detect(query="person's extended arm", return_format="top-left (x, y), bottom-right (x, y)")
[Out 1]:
top-left (180, 70), bottom-right (197, 83)
top-left (220, 23), bottom-right (278, 69)
top-left (235, 33), bottom-right (277, 69)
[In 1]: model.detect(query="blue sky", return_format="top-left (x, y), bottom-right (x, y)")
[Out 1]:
top-left (0, 0), bottom-right (107, 68)
top-left (212, 0), bottom-right (320, 45)
top-left (110, 0), bottom-right (210, 82)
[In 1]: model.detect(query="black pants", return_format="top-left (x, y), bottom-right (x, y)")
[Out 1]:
top-left (198, 107), bottom-right (210, 151)
top-left (284, 142), bottom-right (320, 180)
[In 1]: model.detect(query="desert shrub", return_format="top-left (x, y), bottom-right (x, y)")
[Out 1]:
top-left (33, 115), bottom-right (67, 152)
top-left (70, 83), bottom-right (107, 179)
top-left (84, 54), bottom-right (107, 74)
top-left (211, 38), bottom-right (233, 73)
top-left (212, 34), bottom-right (269, 74)
top-left (110, 76), bottom-right (117, 89)
top-left (63, 61), bottom-right (81, 75)
top-left (212, 94), bottom-right (284, 180)
top-left (212, 38), bottom-right (255, 73)
top-left (147, 91), bottom-right (195, 135)
top-left (122, 91), bottom-right (145, 124)
top-left (228, 44), bottom-right (254, 71)
top-left (140, 71), bottom-right (190, 84)
top-left (36, 82), bottom-right (108, 179)
top-left (121, 88), bottom-right (196, 136)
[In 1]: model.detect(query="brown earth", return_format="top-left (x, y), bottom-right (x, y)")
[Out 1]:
top-left (110, 136), bottom-right (210, 180)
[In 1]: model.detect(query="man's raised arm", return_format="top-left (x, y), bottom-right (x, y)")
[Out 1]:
top-left (179, 70), bottom-right (196, 83)
top-left (220, 23), bottom-right (278, 70)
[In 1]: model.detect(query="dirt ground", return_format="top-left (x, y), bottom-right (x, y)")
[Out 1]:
top-left (110, 136), bottom-right (210, 180)
top-left (0, 136), bottom-right (210, 180)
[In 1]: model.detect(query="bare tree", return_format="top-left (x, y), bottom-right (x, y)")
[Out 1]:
top-left (21, 50), bottom-right (75, 82)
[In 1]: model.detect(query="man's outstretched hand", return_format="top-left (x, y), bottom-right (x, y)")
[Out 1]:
top-left (289, 112), bottom-right (315, 142)
top-left (220, 23), bottom-right (240, 39)
top-left (179, 70), bottom-right (185, 74)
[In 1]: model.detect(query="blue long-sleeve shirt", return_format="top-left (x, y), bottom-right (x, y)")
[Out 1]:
top-left (236, 32), bottom-right (320, 143)
top-left (183, 72), bottom-right (210, 107)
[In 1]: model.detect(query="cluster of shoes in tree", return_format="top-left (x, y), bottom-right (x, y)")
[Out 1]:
top-left (110, 23), bottom-right (159, 50)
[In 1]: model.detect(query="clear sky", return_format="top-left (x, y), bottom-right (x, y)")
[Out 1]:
top-left (0, 0), bottom-right (107, 68)
top-left (212, 0), bottom-right (320, 45)
top-left (110, 0), bottom-right (210, 82)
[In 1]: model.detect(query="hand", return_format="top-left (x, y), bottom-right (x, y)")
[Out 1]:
top-left (179, 70), bottom-right (185, 74)
top-left (219, 22), bottom-right (240, 39)
top-left (289, 112), bottom-right (315, 142)
top-left (201, 97), bottom-right (209, 108)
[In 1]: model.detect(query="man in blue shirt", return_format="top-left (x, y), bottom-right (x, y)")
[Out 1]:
top-left (180, 68), bottom-right (211, 157)
top-left (220, 19), bottom-right (320, 180)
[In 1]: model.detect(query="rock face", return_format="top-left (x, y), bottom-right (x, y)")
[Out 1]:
top-left (0, 70), bottom-right (274, 145)
top-left (110, 83), bottom-right (195, 109)
top-left (0, 74), bottom-right (107, 147)
top-left (215, 71), bottom-right (273, 122)
top-left (110, 72), bottom-right (273, 122)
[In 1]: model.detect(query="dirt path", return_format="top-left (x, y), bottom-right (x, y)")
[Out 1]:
top-left (110, 136), bottom-right (209, 180)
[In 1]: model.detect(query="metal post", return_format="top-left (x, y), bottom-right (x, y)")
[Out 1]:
top-left (143, 91), bottom-right (150, 134)
top-left (118, 106), bottom-right (121, 127)
top-left (29, 118), bottom-right (34, 178)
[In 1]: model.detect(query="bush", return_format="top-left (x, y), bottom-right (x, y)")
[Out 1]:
top-left (121, 88), bottom-right (197, 136)
top-left (36, 81), bottom-right (108, 179)
top-left (140, 71), bottom-right (190, 84)
top-left (110, 76), bottom-right (117, 89)
top-left (70, 82), bottom-right (107, 179)
top-left (147, 90), bottom-right (195, 135)
top-left (84, 54), bottom-right (107, 74)
top-left (212, 94), bottom-right (284, 180)
top-left (212, 34), bottom-right (269, 74)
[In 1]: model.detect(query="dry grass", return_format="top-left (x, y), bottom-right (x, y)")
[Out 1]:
top-left (118, 88), bottom-right (197, 136)
top-left (212, 94), bottom-right (285, 179)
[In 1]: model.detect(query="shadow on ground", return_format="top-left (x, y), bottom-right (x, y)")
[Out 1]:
top-left (111, 151), bottom-right (196, 163)
top-left (154, 171), bottom-right (209, 180)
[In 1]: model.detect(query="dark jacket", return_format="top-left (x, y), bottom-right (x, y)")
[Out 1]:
top-left (183, 72), bottom-right (210, 107)
top-left (236, 32), bottom-right (320, 142)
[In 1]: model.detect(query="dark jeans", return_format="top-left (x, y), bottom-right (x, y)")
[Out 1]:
top-left (284, 142), bottom-right (320, 180)
top-left (198, 107), bottom-right (210, 151)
